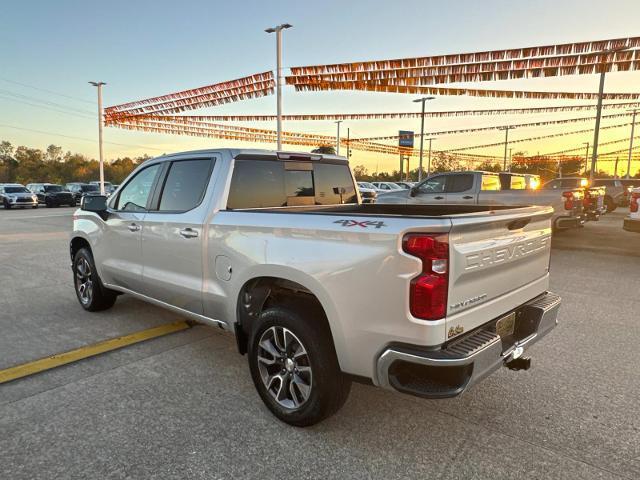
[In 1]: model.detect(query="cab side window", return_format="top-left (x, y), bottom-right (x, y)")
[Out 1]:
top-left (418, 176), bottom-right (446, 193)
top-left (158, 159), bottom-right (214, 212)
top-left (446, 174), bottom-right (474, 193)
top-left (115, 164), bottom-right (161, 212)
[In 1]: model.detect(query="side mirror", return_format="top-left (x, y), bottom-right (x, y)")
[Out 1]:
top-left (81, 195), bottom-right (108, 218)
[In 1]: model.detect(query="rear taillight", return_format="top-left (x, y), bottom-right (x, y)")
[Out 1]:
top-left (562, 191), bottom-right (574, 211)
top-left (402, 233), bottom-right (449, 320)
top-left (631, 192), bottom-right (640, 213)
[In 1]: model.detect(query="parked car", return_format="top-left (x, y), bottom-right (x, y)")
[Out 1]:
top-left (623, 187), bottom-right (640, 232)
top-left (356, 182), bottom-right (378, 203)
top-left (71, 149), bottom-right (560, 426)
top-left (541, 177), bottom-right (607, 220)
top-left (26, 183), bottom-right (75, 207)
top-left (372, 181), bottom-right (403, 192)
top-left (378, 171), bottom-right (585, 230)
top-left (66, 183), bottom-right (100, 205)
top-left (89, 181), bottom-right (115, 194)
top-left (591, 178), bottom-right (629, 211)
top-left (0, 184), bottom-right (38, 209)
top-left (395, 181), bottom-right (416, 189)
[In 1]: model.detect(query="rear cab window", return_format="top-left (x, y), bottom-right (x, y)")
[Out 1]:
top-left (226, 158), bottom-right (357, 209)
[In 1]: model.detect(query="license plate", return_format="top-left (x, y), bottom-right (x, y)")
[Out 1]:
top-left (496, 312), bottom-right (516, 338)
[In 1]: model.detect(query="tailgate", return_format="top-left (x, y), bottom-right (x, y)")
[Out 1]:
top-left (446, 206), bottom-right (553, 338)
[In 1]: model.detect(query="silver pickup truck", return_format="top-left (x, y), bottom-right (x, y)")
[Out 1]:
top-left (70, 149), bottom-right (560, 426)
top-left (378, 171), bottom-right (585, 230)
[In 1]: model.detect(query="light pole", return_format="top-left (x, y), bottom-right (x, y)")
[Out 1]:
top-left (627, 109), bottom-right (637, 178)
top-left (265, 23), bottom-right (292, 150)
top-left (583, 142), bottom-right (589, 175)
top-left (499, 126), bottom-right (513, 171)
top-left (335, 120), bottom-right (343, 155)
top-left (413, 96), bottom-right (435, 181)
top-left (89, 81), bottom-right (106, 195)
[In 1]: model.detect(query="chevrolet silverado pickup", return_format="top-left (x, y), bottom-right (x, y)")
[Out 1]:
top-left (70, 149), bottom-right (560, 426)
top-left (378, 170), bottom-right (584, 230)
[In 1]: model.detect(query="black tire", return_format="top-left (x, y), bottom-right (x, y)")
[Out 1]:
top-left (45, 198), bottom-right (52, 208)
top-left (73, 247), bottom-right (117, 311)
top-left (4, 200), bottom-right (11, 209)
top-left (32, 205), bottom-right (38, 209)
top-left (604, 196), bottom-right (617, 213)
top-left (248, 303), bottom-right (351, 427)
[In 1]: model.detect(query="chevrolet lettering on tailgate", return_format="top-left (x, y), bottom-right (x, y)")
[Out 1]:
top-left (464, 234), bottom-right (551, 271)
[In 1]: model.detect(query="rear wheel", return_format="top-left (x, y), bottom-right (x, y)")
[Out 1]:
top-left (248, 303), bottom-right (351, 427)
top-left (73, 247), bottom-right (117, 311)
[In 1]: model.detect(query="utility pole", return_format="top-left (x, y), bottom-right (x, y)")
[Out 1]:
top-left (590, 68), bottom-right (606, 181)
top-left (614, 156), bottom-right (620, 178)
top-left (583, 142), bottom-right (589, 175)
top-left (89, 81), bottom-right (106, 195)
top-left (413, 96), bottom-right (435, 181)
top-left (346, 128), bottom-right (350, 159)
top-left (265, 23), bottom-right (292, 150)
top-left (426, 137), bottom-right (436, 178)
top-left (335, 120), bottom-right (343, 155)
top-left (589, 46), bottom-right (629, 181)
top-left (627, 109), bottom-right (637, 179)
top-left (500, 126), bottom-right (513, 171)
top-left (508, 147), bottom-right (513, 172)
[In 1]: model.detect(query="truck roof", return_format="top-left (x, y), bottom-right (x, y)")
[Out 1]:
top-left (159, 148), bottom-right (349, 164)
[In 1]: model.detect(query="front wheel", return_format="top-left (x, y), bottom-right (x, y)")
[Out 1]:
top-left (73, 247), bottom-right (117, 311)
top-left (248, 304), bottom-right (351, 427)
top-left (4, 201), bottom-right (11, 209)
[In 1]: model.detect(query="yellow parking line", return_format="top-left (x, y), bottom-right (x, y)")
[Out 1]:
top-left (0, 320), bottom-right (191, 384)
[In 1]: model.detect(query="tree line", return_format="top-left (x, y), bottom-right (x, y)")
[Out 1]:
top-left (351, 151), bottom-right (635, 182)
top-left (1, 140), bottom-right (636, 187)
top-left (0, 140), bottom-right (151, 185)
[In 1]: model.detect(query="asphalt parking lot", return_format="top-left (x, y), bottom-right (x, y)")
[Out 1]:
top-left (1, 207), bottom-right (639, 480)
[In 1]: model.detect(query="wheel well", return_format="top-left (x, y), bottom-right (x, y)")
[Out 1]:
top-left (70, 237), bottom-right (91, 262)
top-left (235, 277), bottom-right (329, 355)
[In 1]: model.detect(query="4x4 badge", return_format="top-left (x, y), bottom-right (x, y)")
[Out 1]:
top-left (333, 219), bottom-right (387, 229)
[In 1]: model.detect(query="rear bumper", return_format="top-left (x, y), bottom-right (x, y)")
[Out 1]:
top-left (375, 292), bottom-right (560, 399)
top-left (623, 216), bottom-right (640, 232)
top-left (554, 214), bottom-right (584, 229)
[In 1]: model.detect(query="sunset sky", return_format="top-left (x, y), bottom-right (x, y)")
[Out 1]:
top-left (2, 0), bottom-right (640, 175)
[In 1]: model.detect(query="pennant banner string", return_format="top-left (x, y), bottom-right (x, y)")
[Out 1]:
top-left (353, 112), bottom-right (636, 141)
top-left (445, 122), bottom-right (633, 152)
top-left (290, 36), bottom-right (640, 74)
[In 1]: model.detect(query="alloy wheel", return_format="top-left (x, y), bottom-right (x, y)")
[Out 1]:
top-left (75, 257), bottom-right (93, 305)
top-left (256, 326), bottom-right (313, 410)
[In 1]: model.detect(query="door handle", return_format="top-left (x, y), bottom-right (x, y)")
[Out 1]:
top-left (434, 196), bottom-right (444, 200)
top-left (128, 223), bottom-right (141, 232)
top-left (463, 195), bottom-right (474, 199)
top-left (179, 227), bottom-right (199, 239)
